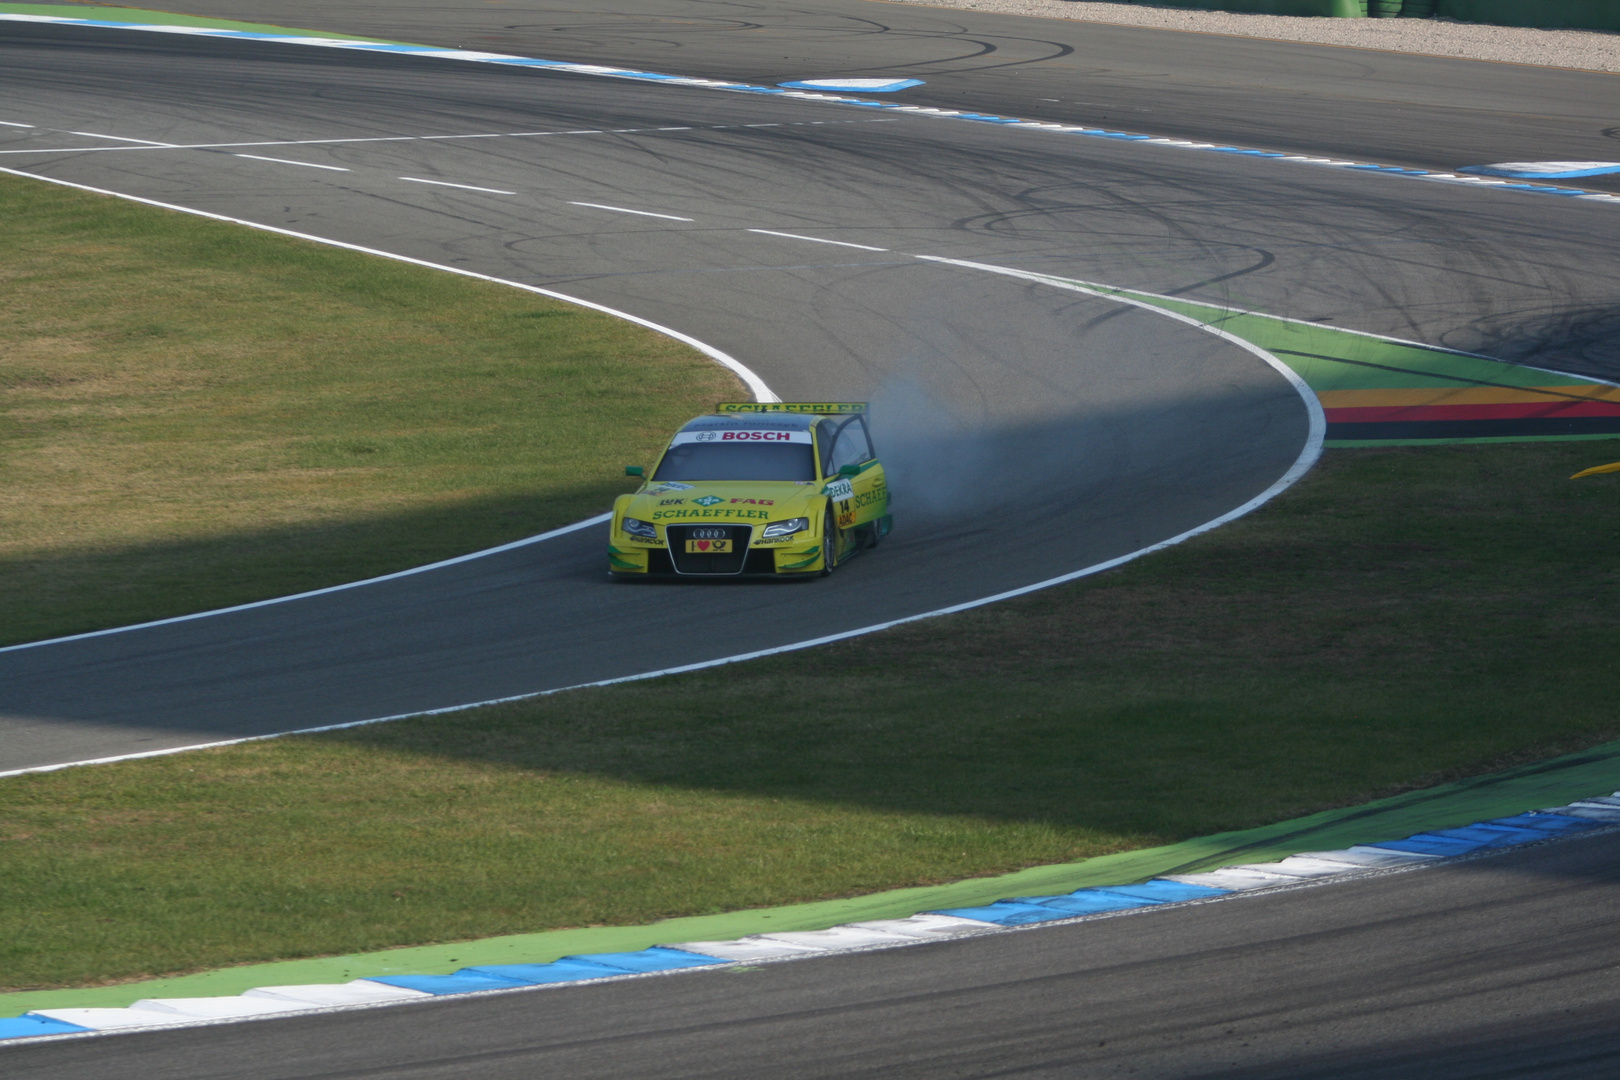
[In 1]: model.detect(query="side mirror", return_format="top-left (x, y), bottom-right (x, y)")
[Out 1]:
top-left (838, 463), bottom-right (861, 478)
top-left (624, 465), bottom-right (643, 477)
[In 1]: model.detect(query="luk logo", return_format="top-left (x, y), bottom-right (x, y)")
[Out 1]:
top-left (693, 495), bottom-right (725, 507)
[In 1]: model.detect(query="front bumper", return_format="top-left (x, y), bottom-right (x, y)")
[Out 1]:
top-left (608, 536), bottom-right (824, 577)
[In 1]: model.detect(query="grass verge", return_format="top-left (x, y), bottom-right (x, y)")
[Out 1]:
top-left (0, 172), bottom-right (740, 646)
top-left (4, 440), bottom-right (1618, 990)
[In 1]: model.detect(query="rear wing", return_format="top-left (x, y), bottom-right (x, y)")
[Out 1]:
top-left (716, 402), bottom-right (867, 415)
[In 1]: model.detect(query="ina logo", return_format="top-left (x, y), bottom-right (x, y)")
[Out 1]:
top-left (693, 495), bottom-right (724, 506)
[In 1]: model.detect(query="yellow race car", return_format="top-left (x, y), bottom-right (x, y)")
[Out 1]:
top-left (609, 403), bottom-right (891, 578)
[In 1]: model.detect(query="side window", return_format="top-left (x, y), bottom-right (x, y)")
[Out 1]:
top-left (817, 423), bottom-right (837, 478)
top-left (829, 418), bottom-right (873, 472)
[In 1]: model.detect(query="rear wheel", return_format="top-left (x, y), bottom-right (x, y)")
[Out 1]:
top-left (862, 513), bottom-right (890, 550)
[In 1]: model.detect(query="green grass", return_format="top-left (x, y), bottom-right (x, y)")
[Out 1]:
top-left (4, 440), bottom-right (1618, 991)
top-left (0, 173), bottom-right (741, 645)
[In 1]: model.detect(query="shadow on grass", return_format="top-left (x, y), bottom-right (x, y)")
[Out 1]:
top-left (315, 661), bottom-right (1620, 839)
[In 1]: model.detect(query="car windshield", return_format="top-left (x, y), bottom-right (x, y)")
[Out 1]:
top-left (654, 441), bottom-right (817, 482)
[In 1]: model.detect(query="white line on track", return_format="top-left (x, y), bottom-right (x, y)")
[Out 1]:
top-left (399, 176), bottom-right (515, 194)
top-left (0, 119), bottom-right (892, 156)
top-left (0, 167), bottom-right (776, 661)
top-left (0, 165), bottom-right (1325, 776)
top-left (1051, 278), bottom-right (1620, 392)
top-left (66, 130), bottom-right (175, 145)
top-left (747, 229), bottom-right (889, 251)
top-left (914, 254), bottom-right (1327, 447)
top-left (569, 201), bottom-right (693, 221)
top-left (234, 153), bottom-right (349, 171)
top-left (10, 324), bottom-right (1322, 777)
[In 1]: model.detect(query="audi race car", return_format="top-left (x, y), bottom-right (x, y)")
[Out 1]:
top-left (609, 402), bottom-right (891, 578)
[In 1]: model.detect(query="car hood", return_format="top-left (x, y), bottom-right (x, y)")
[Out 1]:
top-left (627, 480), bottom-right (826, 525)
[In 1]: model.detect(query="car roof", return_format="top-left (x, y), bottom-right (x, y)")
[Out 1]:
top-left (679, 413), bottom-right (824, 433)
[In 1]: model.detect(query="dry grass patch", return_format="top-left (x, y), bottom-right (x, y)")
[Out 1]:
top-left (0, 174), bottom-right (740, 644)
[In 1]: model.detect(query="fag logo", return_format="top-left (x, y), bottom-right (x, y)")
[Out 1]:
top-left (730, 498), bottom-right (774, 505)
top-left (693, 495), bottom-right (725, 507)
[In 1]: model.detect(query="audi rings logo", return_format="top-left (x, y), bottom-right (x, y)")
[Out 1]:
top-left (692, 528), bottom-right (728, 539)
top-left (695, 431), bottom-right (718, 441)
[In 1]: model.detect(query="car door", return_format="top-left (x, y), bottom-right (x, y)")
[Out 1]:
top-left (824, 416), bottom-right (887, 532)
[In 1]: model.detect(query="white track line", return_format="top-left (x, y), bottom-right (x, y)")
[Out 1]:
top-left (0, 514), bottom-right (608, 665)
top-left (0, 168), bottom-right (776, 662)
top-left (1059, 279), bottom-right (1620, 392)
top-left (234, 153), bottom-right (349, 171)
top-left (568, 201), bottom-right (694, 221)
top-left (5, 332), bottom-right (1321, 777)
top-left (915, 255), bottom-right (1326, 447)
top-left (399, 176), bottom-right (515, 194)
top-left (0, 136), bottom-right (422, 154)
top-left (0, 118), bottom-right (895, 156)
top-left (66, 130), bottom-right (175, 146)
top-left (0, 174), bottom-right (1323, 774)
top-left (747, 229), bottom-right (889, 251)
top-left (0, 688), bottom-right (578, 777)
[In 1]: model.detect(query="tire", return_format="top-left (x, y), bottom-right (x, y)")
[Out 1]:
top-left (820, 508), bottom-right (839, 576)
top-left (864, 513), bottom-right (889, 549)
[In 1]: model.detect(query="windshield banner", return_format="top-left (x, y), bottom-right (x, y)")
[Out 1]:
top-left (670, 430), bottom-right (814, 445)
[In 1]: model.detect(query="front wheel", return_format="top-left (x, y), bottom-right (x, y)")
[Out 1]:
top-left (820, 509), bottom-right (839, 576)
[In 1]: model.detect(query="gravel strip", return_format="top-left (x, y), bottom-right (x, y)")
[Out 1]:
top-left (882, 0), bottom-right (1620, 73)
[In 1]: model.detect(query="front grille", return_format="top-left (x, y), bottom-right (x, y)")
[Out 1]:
top-left (666, 524), bottom-right (752, 575)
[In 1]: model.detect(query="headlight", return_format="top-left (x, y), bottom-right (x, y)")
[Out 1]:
top-left (761, 516), bottom-right (809, 539)
top-left (622, 517), bottom-right (657, 538)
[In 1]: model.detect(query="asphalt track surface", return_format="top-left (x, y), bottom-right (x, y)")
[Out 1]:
top-left (8, 827), bottom-right (1620, 1079)
top-left (3, 3), bottom-right (1620, 1076)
